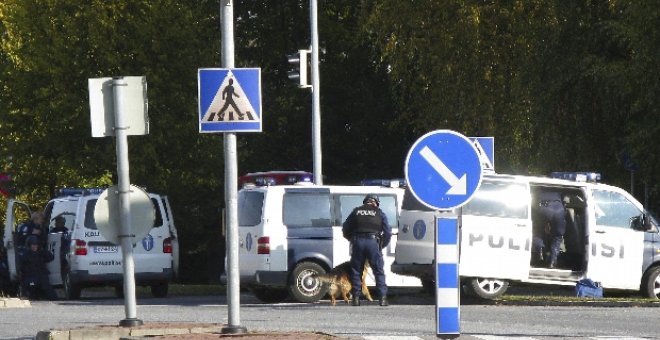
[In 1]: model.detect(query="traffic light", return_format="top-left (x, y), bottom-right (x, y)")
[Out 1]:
top-left (287, 49), bottom-right (311, 88)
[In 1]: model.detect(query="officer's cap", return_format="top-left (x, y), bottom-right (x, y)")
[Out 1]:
top-left (363, 194), bottom-right (380, 206)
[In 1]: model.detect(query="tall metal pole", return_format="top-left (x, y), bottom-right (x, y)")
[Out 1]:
top-left (220, 0), bottom-right (246, 334)
top-left (310, 0), bottom-right (323, 185)
top-left (113, 77), bottom-right (143, 327)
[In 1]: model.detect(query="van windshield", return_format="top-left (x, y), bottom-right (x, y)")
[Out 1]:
top-left (238, 191), bottom-right (264, 226)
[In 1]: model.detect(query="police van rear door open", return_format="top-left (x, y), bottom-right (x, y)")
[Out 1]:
top-left (586, 188), bottom-right (644, 289)
top-left (459, 179), bottom-right (531, 281)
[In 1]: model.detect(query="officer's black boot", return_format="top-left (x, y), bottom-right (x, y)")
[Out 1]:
top-left (379, 296), bottom-right (389, 307)
top-left (351, 295), bottom-right (360, 306)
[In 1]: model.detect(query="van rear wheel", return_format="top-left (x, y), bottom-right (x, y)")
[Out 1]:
top-left (464, 277), bottom-right (508, 300)
top-left (642, 266), bottom-right (660, 299)
top-left (63, 272), bottom-right (81, 300)
top-left (288, 261), bottom-right (326, 303)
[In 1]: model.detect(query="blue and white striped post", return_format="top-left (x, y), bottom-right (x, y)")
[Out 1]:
top-left (404, 130), bottom-right (484, 338)
top-left (435, 216), bottom-right (460, 338)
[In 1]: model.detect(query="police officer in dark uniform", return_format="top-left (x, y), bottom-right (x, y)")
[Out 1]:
top-left (342, 194), bottom-right (391, 306)
top-left (19, 235), bottom-right (57, 300)
top-left (534, 191), bottom-right (566, 268)
top-left (17, 212), bottom-right (45, 248)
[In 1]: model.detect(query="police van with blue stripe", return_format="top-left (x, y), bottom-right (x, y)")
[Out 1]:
top-left (231, 177), bottom-right (420, 303)
top-left (393, 172), bottom-right (659, 299)
top-left (3, 188), bottom-right (179, 299)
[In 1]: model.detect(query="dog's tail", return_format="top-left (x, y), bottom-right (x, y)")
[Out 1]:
top-left (311, 273), bottom-right (337, 284)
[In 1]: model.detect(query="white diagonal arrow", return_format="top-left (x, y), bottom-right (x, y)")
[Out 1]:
top-left (419, 146), bottom-right (467, 195)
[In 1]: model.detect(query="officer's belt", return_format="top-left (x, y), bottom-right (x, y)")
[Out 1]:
top-left (353, 233), bottom-right (378, 239)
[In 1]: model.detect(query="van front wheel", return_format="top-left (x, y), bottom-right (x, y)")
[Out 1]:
top-left (464, 277), bottom-right (508, 300)
top-left (289, 262), bottom-right (326, 303)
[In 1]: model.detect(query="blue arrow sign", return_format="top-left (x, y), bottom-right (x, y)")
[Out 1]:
top-left (405, 130), bottom-right (483, 210)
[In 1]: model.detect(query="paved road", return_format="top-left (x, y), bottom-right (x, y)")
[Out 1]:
top-left (1, 288), bottom-right (658, 339)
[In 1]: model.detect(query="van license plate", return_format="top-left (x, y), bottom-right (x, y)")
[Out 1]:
top-left (94, 246), bottom-right (118, 253)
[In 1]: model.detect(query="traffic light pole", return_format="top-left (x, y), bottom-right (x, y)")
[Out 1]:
top-left (310, 0), bottom-right (322, 185)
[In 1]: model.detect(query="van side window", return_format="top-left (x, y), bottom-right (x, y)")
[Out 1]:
top-left (463, 181), bottom-right (528, 219)
top-left (338, 195), bottom-right (398, 229)
top-left (150, 198), bottom-right (164, 228)
top-left (402, 188), bottom-right (435, 211)
top-left (283, 193), bottom-right (331, 228)
top-left (84, 199), bottom-right (98, 230)
top-left (592, 190), bottom-right (641, 229)
top-left (238, 191), bottom-right (264, 227)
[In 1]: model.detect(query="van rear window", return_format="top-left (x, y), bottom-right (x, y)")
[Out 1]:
top-left (239, 191), bottom-right (264, 227)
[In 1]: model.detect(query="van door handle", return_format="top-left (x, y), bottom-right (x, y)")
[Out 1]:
top-left (595, 230), bottom-right (606, 234)
top-left (515, 224), bottom-right (527, 228)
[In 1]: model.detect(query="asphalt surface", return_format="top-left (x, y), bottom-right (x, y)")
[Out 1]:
top-left (2, 285), bottom-right (659, 339)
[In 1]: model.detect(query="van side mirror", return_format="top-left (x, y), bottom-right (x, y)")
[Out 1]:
top-left (631, 214), bottom-right (652, 231)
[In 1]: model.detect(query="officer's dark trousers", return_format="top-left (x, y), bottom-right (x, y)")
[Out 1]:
top-left (23, 275), bottom-right (57, 300)
top-left (350, 235), bottom-right (387, 298)
top-left (539, 201), bottom-right (566, 266)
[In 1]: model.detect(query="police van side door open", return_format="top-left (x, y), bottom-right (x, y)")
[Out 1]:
top-left (3, 199), bottom-right (32, 285)
top-left (586, 188), bottom-right (644, 290)
top-left (459, 179), bottom-right (532, 281)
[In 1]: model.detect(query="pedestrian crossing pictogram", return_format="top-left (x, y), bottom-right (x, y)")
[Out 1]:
top-left (201, 70), bottom-right (260, 123)
top-left (198, 68), bottom-right (262, 133)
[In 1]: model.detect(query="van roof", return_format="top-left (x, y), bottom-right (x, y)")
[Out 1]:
top-left (239, 184), bottom-right (404, 194)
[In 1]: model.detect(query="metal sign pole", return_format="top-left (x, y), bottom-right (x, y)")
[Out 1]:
top-left (220, 0), bottom-right (246, 334)
top-left (112, 76), bottom-right (143, 327)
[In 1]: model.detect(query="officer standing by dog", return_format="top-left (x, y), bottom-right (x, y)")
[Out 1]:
top-left (342, 194), bottom-right (391, 306)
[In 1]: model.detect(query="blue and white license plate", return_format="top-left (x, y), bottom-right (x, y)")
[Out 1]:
top-left (94, 246), bottom-right (118, 253)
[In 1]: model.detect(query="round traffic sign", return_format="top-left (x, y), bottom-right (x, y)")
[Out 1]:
top-left (94, 185), bottom-right (155, 245)
top-left (404, 130), bottom-right (483, 210)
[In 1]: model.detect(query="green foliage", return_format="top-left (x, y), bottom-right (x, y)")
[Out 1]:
top-left (0, 0), bottom-right (658, 283)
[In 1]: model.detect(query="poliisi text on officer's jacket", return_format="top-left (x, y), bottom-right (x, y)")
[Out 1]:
top-left (356, 210), bottom-right (377, 216)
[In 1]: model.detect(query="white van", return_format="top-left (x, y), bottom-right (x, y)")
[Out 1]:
top-left (234, 183), bottom-right (421, 303)
top-left (393, 172), bottom-right (659, 299)
top-left (3, 188), bottom-right (179, 299)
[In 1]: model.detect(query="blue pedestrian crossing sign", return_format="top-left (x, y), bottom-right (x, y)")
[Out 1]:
top-left (198, 68), bottom-right (262, 133)
top-left (405, 130), bottom-right (483, 210)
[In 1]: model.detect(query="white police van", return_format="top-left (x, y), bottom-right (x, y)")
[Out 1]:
top-left (3, 188), bottom-right (179, 299)
top-left (234, 181), bottom-right (421, 303)
top-left (393, 172), bottom-right (659, 299)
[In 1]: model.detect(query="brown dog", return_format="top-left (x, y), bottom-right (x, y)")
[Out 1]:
top-left (313, 261), bottom-right (373, 305)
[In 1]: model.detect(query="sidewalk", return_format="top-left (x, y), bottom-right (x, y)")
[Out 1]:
top-left (0, 297), bottom-right (30, 308)
top-left (34, 322), bottom-right (339, 340)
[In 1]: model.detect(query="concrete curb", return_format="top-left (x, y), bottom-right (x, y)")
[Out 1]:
top-left (0, 297), bottom-right (31, 308)
top-left (35, 323), bottom-right (224, 340)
